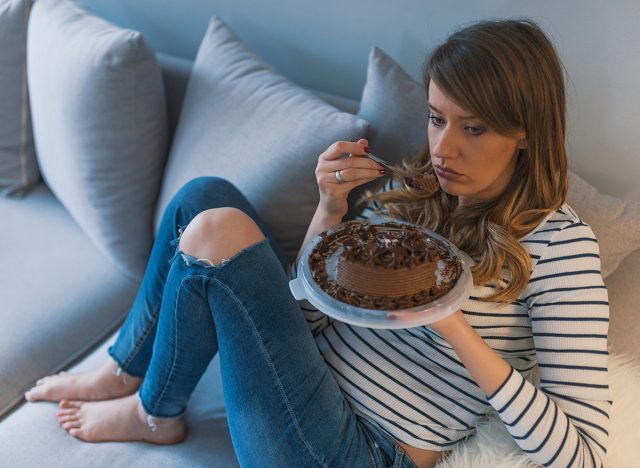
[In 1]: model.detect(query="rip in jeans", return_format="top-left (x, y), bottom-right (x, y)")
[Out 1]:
top-left (169, 223), bottom-right (267, 269)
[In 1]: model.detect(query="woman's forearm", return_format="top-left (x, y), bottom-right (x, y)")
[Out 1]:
top-left (434, 312), bottom-right (512, 397)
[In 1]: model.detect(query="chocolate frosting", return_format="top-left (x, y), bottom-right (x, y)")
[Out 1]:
top-left (308, 221), bottom-right (462, 310)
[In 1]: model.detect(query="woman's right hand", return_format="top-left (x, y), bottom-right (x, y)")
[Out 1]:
top-left (315, 138), bottom-right (386, 219)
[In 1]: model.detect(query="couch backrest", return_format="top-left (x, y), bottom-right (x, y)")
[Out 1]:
top-left (79, 0), bottom-right (640, 203)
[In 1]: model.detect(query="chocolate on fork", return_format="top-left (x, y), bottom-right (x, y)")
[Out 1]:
top-left (366, 153), bottom-right (439, 193)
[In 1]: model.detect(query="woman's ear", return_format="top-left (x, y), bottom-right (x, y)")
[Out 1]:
top-left (516, 138), bottom-right (528, 150)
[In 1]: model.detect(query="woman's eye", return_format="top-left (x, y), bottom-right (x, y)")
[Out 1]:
top-left (428, 114), bottom-right (445, 127)
top-left (466, 126), bottom-right (484, 136)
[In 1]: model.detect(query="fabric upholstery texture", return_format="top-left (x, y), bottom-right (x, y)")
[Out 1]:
top-left (27, 0), bottom-right (168, 280)
top-left (0, 333), bottom-right (239, 467)
top-left (0, 185), bottom-right (138, 418)
top-left (0, 0), bottom-right (40, 197)
top-left (154, 16), bottom-right (368, 261)
top-left (357, 46), bottom-right (640, 278)
top-left (358, 47), bottom-right (428, 165)
top-left (567, 172), bottom-right (640, 277)
top-left (2, 328), bottom-right (637, 467)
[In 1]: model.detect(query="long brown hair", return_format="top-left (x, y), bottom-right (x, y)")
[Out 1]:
top-left (364, 19), bottom-right (568, 304)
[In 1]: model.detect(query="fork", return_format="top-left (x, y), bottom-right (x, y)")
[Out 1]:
top-left (365, 152), bottom-right (404, 178)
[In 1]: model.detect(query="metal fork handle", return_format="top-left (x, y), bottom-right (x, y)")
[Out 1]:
top-left (367, 153), bottom-right (404, 177)
top-left (366, 153), bottom-right (403, 177)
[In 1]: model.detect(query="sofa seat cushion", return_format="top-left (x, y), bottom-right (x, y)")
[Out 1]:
top-left (2, 329), bottom-right (638, 466)
top-left (0, 333), bottom-right (239, 467)
top-left (0, 184), bottom-right (139, 418)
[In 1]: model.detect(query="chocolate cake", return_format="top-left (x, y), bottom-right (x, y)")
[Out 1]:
top-left (403, 172), bottom-right (439, 193)
top-left (309, 221), bottom-right (462, 310)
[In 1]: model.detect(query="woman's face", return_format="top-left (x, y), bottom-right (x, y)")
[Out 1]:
top-left (427, 81), bottom-right (526, 206)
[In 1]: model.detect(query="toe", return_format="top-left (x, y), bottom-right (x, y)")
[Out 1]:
top-left (56, 408), bottom-right (76, 417)
top-left (59, 400), bottom-right (83, 409)
top-left (62, 420), bottom-right (82, 430)
top-left (25, 387), bottom-right (44, 402)
top-left (58, 414), bottom-right (78, 423)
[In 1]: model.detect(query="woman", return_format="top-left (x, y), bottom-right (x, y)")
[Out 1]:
top-left (26, 19), bottom-right (610, 468)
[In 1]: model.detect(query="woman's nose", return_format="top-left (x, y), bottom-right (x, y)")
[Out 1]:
top-left (430, 127), bottom-right (460, 160)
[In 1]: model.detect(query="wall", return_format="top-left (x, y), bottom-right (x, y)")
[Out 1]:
top-left (78, 0), bottom-right (640, 201)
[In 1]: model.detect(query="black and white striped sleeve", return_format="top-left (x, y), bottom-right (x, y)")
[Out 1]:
top-left (487, 221), bottom-right (610, 467)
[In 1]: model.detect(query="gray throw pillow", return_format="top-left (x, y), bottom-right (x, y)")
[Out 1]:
top-left (27, 0), bottom-right (168, 280)
top-left (567, 173), bottom-right (640, 278)
top-left (155, 17), bottom-right (369, 261)
top-left (358, 47), bottom-right (428, 166)
top-left (357, 46), bottom-right (640, 278)
top-left (0, 0), bottom-right (40, 197)
top-left (345, 47), bottom-right (428, 221)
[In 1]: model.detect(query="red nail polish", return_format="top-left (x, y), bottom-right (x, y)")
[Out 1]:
top-left (379, 169), bottom-right (386, 175)
top-left (364, 146), bottom-right (371, 153)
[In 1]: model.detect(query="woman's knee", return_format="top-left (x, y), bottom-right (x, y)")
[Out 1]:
top-left (179, 207), bottom-right (266, 265)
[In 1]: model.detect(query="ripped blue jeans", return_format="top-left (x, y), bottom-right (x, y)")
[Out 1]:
top-left (108, 177), bottom-right (417, 468)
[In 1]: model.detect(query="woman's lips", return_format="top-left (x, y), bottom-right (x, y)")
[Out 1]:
top-left (434, 165), bottom-right (464, 181)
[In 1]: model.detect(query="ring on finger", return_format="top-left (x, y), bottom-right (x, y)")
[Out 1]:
top-left (335, 170), bottom-right (345, 184)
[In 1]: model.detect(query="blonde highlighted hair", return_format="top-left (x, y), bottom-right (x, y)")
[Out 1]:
top-left (363, 19), bottom-right (568, 304)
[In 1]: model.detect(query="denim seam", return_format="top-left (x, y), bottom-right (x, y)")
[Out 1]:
top-left (115, 225), bottom-right (184, 375)
top-left (368, 446), bottom-right (377, 468)
top-left (205, 275), bottom-right (327, 467)
top-left (147, 274), bottom-right (192, 417)
top-left (392, 448), bottom-right (404, 468)
top-left (119, 301), bottom-right (161, 373)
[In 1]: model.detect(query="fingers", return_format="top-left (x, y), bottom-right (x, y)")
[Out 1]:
top-left (324, 155), bottom-right (382, 172)
top-left (318, 167), bottom-right (385, 186)
top-left (317, 140), bottom-right (384, 178)
top-left (319, 140), bottom-right (371, 162)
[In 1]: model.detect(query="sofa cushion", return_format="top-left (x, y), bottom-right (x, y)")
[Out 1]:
top-left (0, 185), bottom-right (139, 418)
top-left (154, 17), bottom-right (369, 261)
top-left (358, 47), bottom-right (427, 165)
top-left (567, 172), bottom-right (640, 277)
top-left (357, 46), bottom-right (640, 278)
top-left (0, 0), bottom-right (40, 197)
top-left (27, 0), bottom-right (168, 280)
top-left (0, 333), bottom-right (239, 467)
top-left (1, 328), bottom-right (637, 466)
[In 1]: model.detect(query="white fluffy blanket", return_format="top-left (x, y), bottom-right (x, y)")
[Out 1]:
top-left (437, 353), bottom-right (640, 468)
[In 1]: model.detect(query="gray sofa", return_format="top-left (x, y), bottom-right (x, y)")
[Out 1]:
top-left (2, 1), bottom-right (640, 467)
top-left (0, 53), bottom-right (242, 467)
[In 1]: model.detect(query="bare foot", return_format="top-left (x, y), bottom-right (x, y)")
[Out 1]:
top-left (25, 359), bottom-right (142, 402)
top-left (56, 394), bottom-right (186, 444)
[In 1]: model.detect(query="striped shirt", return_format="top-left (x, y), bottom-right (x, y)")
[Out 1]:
top-left (294, 179), bottom-right (610, 467)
